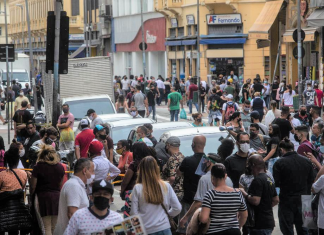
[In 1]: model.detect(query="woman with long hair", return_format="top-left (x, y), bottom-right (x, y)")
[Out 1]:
top-left (0, 143), bottom-right (31, 235)
top-left (200, 164), bottom-right (247, 234)
top-left (282, 84), bottom-right (296, 107)
top-left (130, 156), bottom-right (181, 235)
top-left (265, 100), bottom-right (281, 127)
top-left (115, 94), bottom-right (128, 113)
top-left (30, 145), bottom-right (65, 235)
top-left (263, 124), bottom-right (281, 166)
top-left (226, 111), bottom-right (245, 137)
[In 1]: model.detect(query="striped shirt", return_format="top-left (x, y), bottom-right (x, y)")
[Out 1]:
top-left (202, 189), bottom-right (247, 234)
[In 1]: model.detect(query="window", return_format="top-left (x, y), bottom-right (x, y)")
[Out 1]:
top-left (187, 25), bottom-right (192, 36)
top-left (71, 0), bottom-right (80, 16)
top-left (178, 27), bottom-right (184, 37)
top-left (170, 28), bottom-right (176, 37)
top-left (194, 25), bottom-right (198, 35)
top-left (170, 46), bottom-right (177, 51)
top-left (0, 27), bottom-right (2, 36)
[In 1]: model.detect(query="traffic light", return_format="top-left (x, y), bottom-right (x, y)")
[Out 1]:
top-left (59, 12), bottom-right (69, 74)
top-left (46, 11), bottom-right (55, 73)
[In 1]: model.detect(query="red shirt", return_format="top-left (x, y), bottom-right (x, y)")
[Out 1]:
top-left (297, 140), bottom-right (313, 158)
top-left (117, 151), bottom-right (133, 174)
top-left (189, 84), bottom-right (198, 99)
top-left (314, 89), bottom-right (323, 107)
top-left (75, 129), bottom-right (95, 158)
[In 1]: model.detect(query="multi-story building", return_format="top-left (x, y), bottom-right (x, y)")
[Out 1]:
top-left (0, 0), bottom-right (10, 44)
top-left (112, 0), bottom-right (167, 79)
top-left (156, 0), bottom-right (287, 82)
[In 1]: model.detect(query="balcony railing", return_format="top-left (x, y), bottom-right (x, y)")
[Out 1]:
top-left (156, 0), bottom-right (182, 10)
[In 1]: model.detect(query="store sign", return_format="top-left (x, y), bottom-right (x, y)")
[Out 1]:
top-left (146, 30), bottom-right (157, 44)
top-left (186, 15), bottom-right (195, 25)
top-left (171, 18), bottom-right (178, 28)
top-left (207, 14), bottom-right (242, 25)
top-left (69, 34), bottom-right (84, 41)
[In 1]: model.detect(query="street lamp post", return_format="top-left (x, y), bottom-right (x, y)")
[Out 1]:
top-left (196, 0), bottom-right (201, 112)
top-left (16, 4), bottom-right (24, 53)
top-left (140, 0), bottom-right (146, 79)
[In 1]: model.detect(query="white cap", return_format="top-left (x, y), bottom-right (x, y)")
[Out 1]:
top-left (80, 118), bottom-right (90, 126)
top-left (226, 94), bottom-right (234, 99)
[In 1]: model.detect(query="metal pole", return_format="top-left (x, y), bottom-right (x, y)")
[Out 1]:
top-left (84, 0), bottom-right (89, 57)
top-left (22, 7), bottom-right (24, 53)
top-left (140, 0), bottom-right (146, 79)
top-left (196, 0), bottom-right (201, 112)
top-left (52, 0), bottom-right (61, 126)
top-left (25, 0), bottom-right (37, 114)
top-left (89, 0), bottom-right (92, 55)
top-left (297, 0), bottom-right (303, 103)
top-left (4, 0), bottom-right (10, 143)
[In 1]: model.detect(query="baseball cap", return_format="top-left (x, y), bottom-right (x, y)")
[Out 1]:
top-left (206, 153), bottom-right (223, 163)
top-left (166, 136), bottom-right (181, 147)
top-left (88, 140), bottom-right (103, 155)
top-left (92, 180), bottom-right (114, 195)
top-left (228, 78), bottom-right (233, 83)
top-left (250, 111), bottom-right (260, 119)
top-left (86, 109), bottom-right (95, 116)
top-left (80, 118), bottom-right (90, 126)
top-left (226, 94), bottom-right (233, 99)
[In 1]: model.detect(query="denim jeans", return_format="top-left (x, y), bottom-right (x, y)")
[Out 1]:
top-left (268, 157), bottom-right (280, 195)
top-left (188, 99), bottom-right (198, 114)
top-left (149, 228), bottom-right (172, 235)
top-left (201, 98), bottom-right (205, 112)
top-left (158, 88), bottom-right (164, 105)
top-left (264, 95), bottom-right (270, 108)
top-left (149, 105), bottom-right (156, 120)
top-left (250, 228), bottom-right (273, 235)
top-left (170, 109), bottom-right (180, 122)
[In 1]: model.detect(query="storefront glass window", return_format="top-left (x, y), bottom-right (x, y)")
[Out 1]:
top-left (208, 58), bottom-right (244, 77)
top-left (178, 27), bottom-right (184, 37)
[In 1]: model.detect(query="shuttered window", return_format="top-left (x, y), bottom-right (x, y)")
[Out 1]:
top-left (71, 0), bottom-right (79, 16)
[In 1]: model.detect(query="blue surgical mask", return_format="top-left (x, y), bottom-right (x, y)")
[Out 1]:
top-left (320, 146), bottom-right (324, 153)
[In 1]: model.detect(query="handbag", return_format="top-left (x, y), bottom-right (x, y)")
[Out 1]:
top-left (301, 195), bottom-right (318, 229)
top-left (311, 193), bottom-right (320, 226)
top-left (161, 203), bottom-right (178, 233)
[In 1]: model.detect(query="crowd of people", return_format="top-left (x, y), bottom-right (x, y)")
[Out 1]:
top-left (1, 72), bottom-right (324, 235)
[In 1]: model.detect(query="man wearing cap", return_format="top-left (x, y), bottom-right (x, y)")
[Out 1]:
top-left (87, 109), bottom-right (103, 129)
top-left (162, 136), bottom-right (185, 201)
top-left (64, 180), bottom-right (123, 234)
top-left (54, 159), bottom-right (95, 235)
top-left (179, 153), bottom-right (233, 229)
top-left (222, 94), bottom-right (239, 125)
top-left (93, 125), bottom-right (112, 162)
top-left (75, 118), bottom-right (95, 159)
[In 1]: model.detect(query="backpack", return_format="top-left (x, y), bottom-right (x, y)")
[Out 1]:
top-left (0, 149), bottom-right (5, 171)
top-left (225, 102), bottom-right (237, 121)
top-left (303, 142), bottom-right (323, 166)
top-left (209, 95), bottom-right (221, 111)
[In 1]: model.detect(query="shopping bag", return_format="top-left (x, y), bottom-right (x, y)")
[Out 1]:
top-left (301, 195), bottom-right (318, 229)
top-left (180, 108), bottom-right (187, 120)
top-left (59, 127), bottom-right (75, 142)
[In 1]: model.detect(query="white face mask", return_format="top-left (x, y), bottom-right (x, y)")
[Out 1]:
top-left (89, 115), bottom-right (94, 121)
top-left (131, 111), bottom-right (137, 117)
top-left (19, 92), bottom-right (24, 96)
top-left (240, 143), bottom-right (250, 153)
top-left (86, 174), bottom-right (95, 185)
top-left (19, 149), bottom-right (25, 157)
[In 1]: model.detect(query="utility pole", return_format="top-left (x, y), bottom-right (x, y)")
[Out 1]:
top-left (196, 0), bottom-right (201, 112)
top-left (84, 0), bottom-right (89, 57)
top-left (53, 0), bottom-right (61, 126)
top-left (140, 0), bottom-right (146, 79)
top-left (89, 0), bottom-right (92, 54)
top-left (25, 0), bottom-right (37, 113)
top-left (297, 0), bottom-right (303, 104)
top-left (4, 0), bottom-right (10, 143)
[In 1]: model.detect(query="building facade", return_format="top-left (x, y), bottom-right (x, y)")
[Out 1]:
top-left (112, 0), bottom-right (167, 79)
top-left (156, 0), bottom-right (287, 82)
top-left (0, 0), bottom-right (10, 44)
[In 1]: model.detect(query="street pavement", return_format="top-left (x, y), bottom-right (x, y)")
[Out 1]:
top-left (1, 104), bottom-right (284, 234)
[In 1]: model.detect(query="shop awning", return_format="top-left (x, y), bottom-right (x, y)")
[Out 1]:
top-left (248, 0), bottom-right (284, 40)
top-left (283, 28), bottom-right (318, 42)
top-left (200, 34), bottom-right (249, 38)
top-left (307, 9), bottom-right (324, 27)
top-left (165, 41), bottom-right (182, 46)
top-left (200, 38), bottom-right (246, 45)
top-left (181, 40), bottom-right (196, 46)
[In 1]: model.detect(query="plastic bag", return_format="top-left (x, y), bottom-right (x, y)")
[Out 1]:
top-left (301, 195), bottom-right (318, 229)
top-left (180, 108), bottom-right (187, 120)
top-left (59, 127), bottom-right (75, 142)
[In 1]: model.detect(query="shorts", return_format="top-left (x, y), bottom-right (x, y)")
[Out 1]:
top-left (208, 110), bottom-right (222, 124)
top-left (177, 201), bottom-right (192, 234)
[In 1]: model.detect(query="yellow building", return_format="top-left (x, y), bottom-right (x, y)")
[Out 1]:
top-left (156, 0), bottom-right (286, 82)
top-left (7, 0), bottom-right (96, 64)
top-left (0, 0), bottom-right (10, 44)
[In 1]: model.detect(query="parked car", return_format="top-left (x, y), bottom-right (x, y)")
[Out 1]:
top-left (127, 122), bottom-right (193, 147)
top-left (159, 127), bottom-right (236, 157)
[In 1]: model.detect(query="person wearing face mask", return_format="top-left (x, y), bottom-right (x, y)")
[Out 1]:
top-left (310, 105), bottom-right (324, 125)
top-left (249, 123), bottom-right (269, 156)
top-left (240, 100), bottom-right (252, 131)
top-left (21, 121), bottom-right (40, 167)
top-left (226, 112), bottom-right (245, 137)
top-left (92, 125), bottom-right (112, 162)
top-left (129, 106), bottom-right (143, 119)
top-left (75, 118), bottom-right (95, 160)
top-left (86, 109), bottom-right (103, 129)
top-left (303, 82), bottom-right (317, 113)
top-left (116, 140), bottom-right (133, 174)
top-left (311, 122), bottom-right (323, 149)
top-left (64, 180), bottom-right (123, 234)
top-left (294, 105), bottom-right (312, 130)
top-left (32, 126), bottom-right (58, 148)
top-left (30, 144), bottom-right (65, 235)
top-left (13, 100), bottom-right (33, 143)
top-left (147, 84), bottom-right (157, 120)
top-left (88, 141), bottom-right (120, 191)
top-left (14, 89), bottom-right (30, 112)
top-left (177, 135), bottom-right (206, 234)
top-left (225, 132), bottom-right (250, 188)
top-left (57, 104), bottom-right (75, 151)
top-left (126, 86), bottom-right (135, 109)
top-left (162, 136), bottom-right (185, 201)
top-left (54, 159), bottom-right (95, 235)
top-left (136, 126), bottom-right (153, 147)
top-left (192, 112), bottom-right (206, 127)
top-left (273, 138), bottom-right (314, 235)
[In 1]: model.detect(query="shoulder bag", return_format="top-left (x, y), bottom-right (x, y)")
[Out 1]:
top-left (161, 203), bottom-right (178, 233)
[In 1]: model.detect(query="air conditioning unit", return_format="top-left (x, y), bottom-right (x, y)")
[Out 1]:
top-left (99, 4), bottom-right (112, 17)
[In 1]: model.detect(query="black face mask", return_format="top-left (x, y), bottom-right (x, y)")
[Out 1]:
top-left (99, 134), bottom-right (107, 140)
top-left (237, 118), bottom-right (241, 122)
top-left (93, 196), bottom-right (110, 211)
top-left (45, 137), bottom-right (54, 145)
top-left (250, 132), bottom-right (257, 139)
top-left (62, 108), bottom-right (69, 113)
top-left (300, 110), bottom-right (307, 116)
top-left (196, 118), bottom-right (202, 123)
top-left (294, 134), bottom-right (300, 142)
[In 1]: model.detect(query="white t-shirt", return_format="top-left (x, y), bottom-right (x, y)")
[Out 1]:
top-left (289, 118), bottom-right (301, 151)
top-left (282, 90), bottom-right (296, 106)
top-left (312, 175), bottom-right (324, 229)
top-left (54, 176), bottom-right (89, 235)
top-left (93, 155), bottom-right (120, 182)
top-left (90, 116), bottom-right (104, 129)
top-left (64, 207), bottom-right (123, 235)
top-left (121, 79), bottom-right (129, 90)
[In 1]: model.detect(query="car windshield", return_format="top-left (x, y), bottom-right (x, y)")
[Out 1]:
top-left (66, 98), bottom-right (114, 120)
top-left (2, 72), bottom-right (29, 85)
top-left (178, 133), bottom-right (237, 157)
top-left (111, 124), bottom-right (141, 144)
